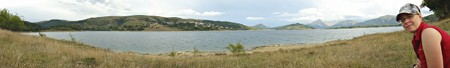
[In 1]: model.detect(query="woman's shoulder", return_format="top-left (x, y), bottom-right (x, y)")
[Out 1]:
top-left (422, 28), bottom-right (441, 37)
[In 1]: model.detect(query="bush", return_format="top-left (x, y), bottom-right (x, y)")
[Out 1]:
top-left (169, 51), bottom-right (176, 57)
top-left (169, 47), bottom-right (176, 57)
top-left (227, 42), bottom-right (245, 54)
top-left (0, 9), bottom-right (26, 31)
top-left (69, 33), bottom-right (76, 42)
top-left (38, 32), bottom-right (46, 37)
top-left (193, 47), bottom-right (200, 54)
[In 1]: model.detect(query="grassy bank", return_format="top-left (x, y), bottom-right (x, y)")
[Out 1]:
top-left (0, 19), bottom-right (449, 67)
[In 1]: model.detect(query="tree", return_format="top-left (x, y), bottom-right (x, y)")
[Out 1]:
top-left (421, 0), bottom-right (450, 20)
top-left (0, 9), bottom-right (26, 31)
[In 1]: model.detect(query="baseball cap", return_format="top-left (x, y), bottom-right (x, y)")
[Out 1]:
top-left (396, 3), bottom-right (421, 22)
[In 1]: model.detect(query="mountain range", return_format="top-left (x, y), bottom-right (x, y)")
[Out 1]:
top-left (330, 20), bottom-right (359, 28)
top-left (352, 15), bottom-right (399, 26)
top-left (302, 15), bottom-right (401, 29)
top-left (272, 23), bottom-right (314, 30)
top-left (251, 24), bottom-right (270, 30)
top-left (36, 15), bottom-right (251, 31)
top-left (28, 14), bottom-right (434, 31)
top-left (306, 19), bottom-right (331, 29)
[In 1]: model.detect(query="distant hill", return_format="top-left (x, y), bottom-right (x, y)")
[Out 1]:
top-left (273, 23), bottom-right (314, 30)
top-left (307, 19), bottom-right (329, 29)
top-left (331, 20), bottom-right (359, 28)
top-left (424, 14), bottom-right (439, 23)
top-left (36, 15), bottom-right (251, 31)
top-left (353, 15), bottom-right (399, 26)
top-left (252, 24), bottom-right (270, 29)
top-left (37, 19), bottom-right (74, 28)
top-left (22, 21), bottom-right (43, 31)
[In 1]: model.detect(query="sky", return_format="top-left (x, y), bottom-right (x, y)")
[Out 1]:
top-left (0, 0), bottom-right (433, 27)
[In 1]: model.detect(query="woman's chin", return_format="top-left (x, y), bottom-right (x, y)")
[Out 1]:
top-left (405, 28), bottom-right (416, 33)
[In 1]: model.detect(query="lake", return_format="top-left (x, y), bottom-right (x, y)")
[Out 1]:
top-left (24, 27), bottom-right (403, 54)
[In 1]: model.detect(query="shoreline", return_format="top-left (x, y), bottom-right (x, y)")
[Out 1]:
top-left (250, 43), bottom-right (323, 53)
top-left (154, 42), bottom-right (329, 57)
top-left (22, 26), bottom-right (402, 33)
top-left (18, 31), bottom-right (360, 57)
top-left (17, 26), bottom-right (404, 57)
top-left (19, 31), bottom-right (333, 57)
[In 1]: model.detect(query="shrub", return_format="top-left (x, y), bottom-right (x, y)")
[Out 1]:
top-left (227, 42), bottom-right (245, 54)
top-left (193, 47), bottom-right (200, 54)
top-left (169, 47), bottom-right (176, 57)
top-left (38, 32), bottom-right (46, 37)
top-left (169, 51), bottom-right (176, 57)
top-left (69, 33), bottom-right (76, 42)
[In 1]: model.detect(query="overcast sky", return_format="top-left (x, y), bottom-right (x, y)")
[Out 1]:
top-left (0, 0), bottom-right (432, 27)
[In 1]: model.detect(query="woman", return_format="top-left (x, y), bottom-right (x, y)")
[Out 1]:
top-left (395, 3), bottom-right (450, 68)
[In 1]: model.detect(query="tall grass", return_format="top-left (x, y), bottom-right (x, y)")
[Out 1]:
top-left (0, 18), bottom-right (448, 67)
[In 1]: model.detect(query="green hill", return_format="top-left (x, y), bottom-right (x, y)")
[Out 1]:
top-left (272, 23), bottom-right (315, 30)
top-left (251, 24), bottom-right (270, 30)
top-left (36, 15), bottom-right (251, 31)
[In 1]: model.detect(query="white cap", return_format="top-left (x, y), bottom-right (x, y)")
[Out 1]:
top-left (396, 3), bottom-right (421, 22)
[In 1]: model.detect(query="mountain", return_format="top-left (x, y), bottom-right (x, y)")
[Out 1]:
top-left (354, 15), bottom-right (399, 26)
top-left (36, 15), bottom-right (251, 31)
top-left (272, 23), bottom-right (314, 30)
top-left (37, 19), bottom-right (75, 28)
top-left (424, 14), bottom-right (439, 23)
top-left (22, 21), bottom-right (43, 31)
top-left (331, 20), bottom-right (359, 28)
top-left (307, 19), bottom-right (329, 29)
top-left (252, 24), bottom-right (270, 29)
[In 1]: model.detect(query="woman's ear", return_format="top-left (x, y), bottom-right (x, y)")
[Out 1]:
top-left (417, 14), bottom-right (424, 22)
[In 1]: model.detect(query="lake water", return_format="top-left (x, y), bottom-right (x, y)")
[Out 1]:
top-left (24, 27), bottom-right (403, 54)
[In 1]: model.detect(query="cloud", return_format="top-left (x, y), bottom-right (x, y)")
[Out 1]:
top-left (63, 0), bottom-right (223, 18)
top-left (150, 9), bottom-right (223, 17)
top-left (0, 0), bottom-right (433, 27)
top-left (274, 0), bottom-right (427, 23)
top-left (0, 0), bottom-right (224, 22)
top-left (271, 12), bottom-right (281, 15)
top-left (246, 17), bottom-right (265, 20)
top-left (202, 11), bottom-right (223, 16)
top-left (420, 7), bottom-right (434, 16)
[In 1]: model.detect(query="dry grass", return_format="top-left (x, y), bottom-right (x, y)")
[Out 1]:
top-left (0, 29), bottom-right (168, 68)
top-left (0, 19), bottom-right (449, 68)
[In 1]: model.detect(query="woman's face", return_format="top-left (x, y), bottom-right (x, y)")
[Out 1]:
top-left (398, 13), bottom-right (422, 33)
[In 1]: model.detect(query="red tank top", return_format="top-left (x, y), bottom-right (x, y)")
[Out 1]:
top-left (412, 22), bottom-right (450, 68)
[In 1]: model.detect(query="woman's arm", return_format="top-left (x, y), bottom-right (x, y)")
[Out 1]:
top-left (422, 28), bottom-right (443, 68)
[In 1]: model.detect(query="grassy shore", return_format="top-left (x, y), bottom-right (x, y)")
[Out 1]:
top-left (1, 19), bottom-right (449, 68)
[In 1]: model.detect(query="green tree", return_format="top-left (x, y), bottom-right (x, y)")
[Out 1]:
top-left (0, 9), bottom-right (26, 31)
top-left (421, 0), bottom-right (450, 20)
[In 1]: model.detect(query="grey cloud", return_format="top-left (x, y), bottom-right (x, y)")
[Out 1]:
top-left (58, 0), bottom-right (133, 15)
top-left (420, 8), bottom-right (434, 15)
top-left (76, 0), bottom-right (108, 5)
top-left (344, 15), bottom-right (363, 20)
